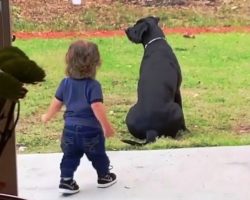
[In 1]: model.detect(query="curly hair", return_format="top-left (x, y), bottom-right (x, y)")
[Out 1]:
top-left (65, 40), bottom-right (101, 79)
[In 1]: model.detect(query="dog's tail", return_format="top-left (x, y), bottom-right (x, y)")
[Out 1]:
top-left (121, 139), bottom-right (146, 146)
top-left (121, 130), bottom-right (158, 146)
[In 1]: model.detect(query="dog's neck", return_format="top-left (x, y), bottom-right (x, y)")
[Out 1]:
top-left (144, 37), bottom-right (165, 49)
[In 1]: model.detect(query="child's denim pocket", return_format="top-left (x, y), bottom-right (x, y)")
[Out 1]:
top-left (82, 134), bottom-right (101, 153)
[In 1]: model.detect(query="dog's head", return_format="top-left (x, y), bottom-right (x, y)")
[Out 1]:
top-left (125, 16), bottom-right (165, 45)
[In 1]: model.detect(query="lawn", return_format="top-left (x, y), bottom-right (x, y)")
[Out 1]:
top-left (14, 32), bottom-right (250, 153)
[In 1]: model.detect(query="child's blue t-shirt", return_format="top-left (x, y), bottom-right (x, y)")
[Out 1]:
top-left (55, 77), bottom-right (103, 127)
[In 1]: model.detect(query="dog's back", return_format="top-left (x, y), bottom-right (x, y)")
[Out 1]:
top-left (138, 40), bottom-right (182, 106)
top-left (124, 16), bottom-right (187, 144)
top-left (126, 44), bottom-right (185, 138)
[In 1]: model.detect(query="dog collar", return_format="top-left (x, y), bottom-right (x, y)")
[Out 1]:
top-left (144, 37), bottom-right (165, 49)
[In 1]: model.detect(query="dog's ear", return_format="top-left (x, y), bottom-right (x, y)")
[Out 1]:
top-left (154, 16), bottom-right (160, 24)
top-left (147, 16), bottom-right (160, 25)
top-left (137, 22), bottom-right (149, 42)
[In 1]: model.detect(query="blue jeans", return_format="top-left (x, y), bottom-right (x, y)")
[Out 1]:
top-left (60, 125), bottom-right (110, 178)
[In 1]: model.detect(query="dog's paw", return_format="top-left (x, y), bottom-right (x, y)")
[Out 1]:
top-left (175, 129), bottom-right (190, 139)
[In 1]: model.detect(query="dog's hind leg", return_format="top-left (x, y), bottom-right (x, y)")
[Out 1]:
top-left (146, 130), bottom-right (158, 143)
top-left (174, 89), bottom-right (183, 109)
top-left (174, 90), bottom-right (188, 131)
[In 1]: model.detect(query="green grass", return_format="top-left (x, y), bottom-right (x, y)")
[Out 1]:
top-left (14, 33), bottom-right (250, 153)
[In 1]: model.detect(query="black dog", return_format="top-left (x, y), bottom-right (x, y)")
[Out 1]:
top-left (123, 16), bottom-right (187, 146)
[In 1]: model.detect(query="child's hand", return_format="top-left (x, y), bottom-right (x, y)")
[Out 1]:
top-left (41, 114), bottom-right (49, 123)
top-left (104, 126), bottom-right (115, 138)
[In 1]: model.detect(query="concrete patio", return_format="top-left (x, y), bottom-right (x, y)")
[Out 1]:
top-left (17, 146), bottom-right (250, 200)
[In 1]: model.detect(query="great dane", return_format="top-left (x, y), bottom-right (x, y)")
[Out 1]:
top-left (123, 16), bottom-right (187, 146)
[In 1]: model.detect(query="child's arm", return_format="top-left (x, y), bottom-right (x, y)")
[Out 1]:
top-left (91, 102), bottom-right (115, 138)
top-left (41, 97), bottom-right (63, 123)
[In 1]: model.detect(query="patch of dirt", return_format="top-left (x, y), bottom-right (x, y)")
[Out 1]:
top-left (10, 0), bottom-right (208, 24)
top-left (13, 26), bottom-right (250, 39)
top-left (8, 0), bottom-right (250, 39)
top-left (10, 0), bottom-right (250, 32)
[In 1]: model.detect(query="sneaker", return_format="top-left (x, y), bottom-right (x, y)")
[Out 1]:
top-left (98, 173), bottom-right (117, 188)
top-left (59, 179), bottom-right (79, 194)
